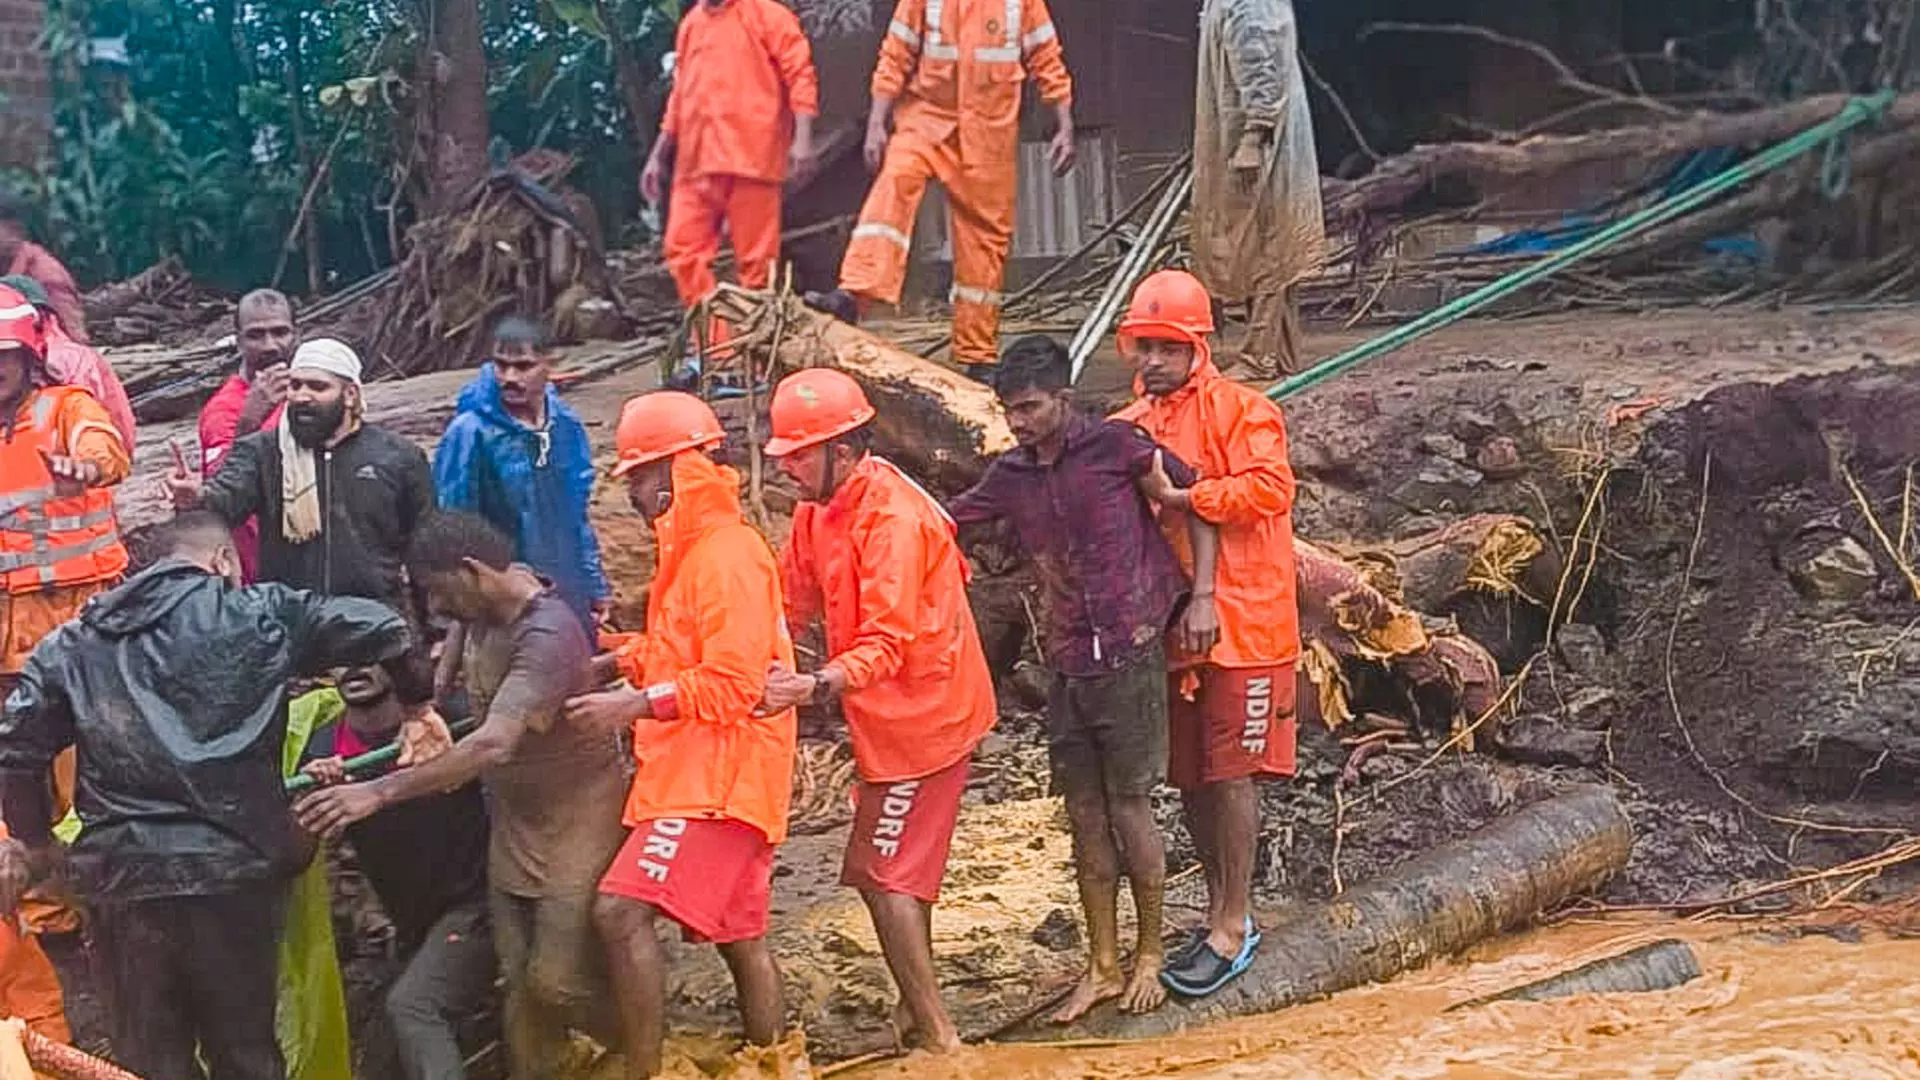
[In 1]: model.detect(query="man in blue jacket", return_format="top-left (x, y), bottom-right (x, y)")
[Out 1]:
top-left (434, 316), bottom-right (611, 634)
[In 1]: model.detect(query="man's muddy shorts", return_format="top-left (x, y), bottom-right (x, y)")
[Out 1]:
top-left (841, 752), bottom-right (971, 902)
top-left (1168, 662), bottom-right (1299, 791)
top-left (1047, 640), bottom-right (1170, 800)
top-left (599, 817), bottom-right (775, 944)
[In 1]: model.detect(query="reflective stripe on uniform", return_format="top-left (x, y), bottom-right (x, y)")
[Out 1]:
top-left (852, 223), bottom-right (915, 252)
top-left (1022, 22), bottom-right (1056, 50)
top-left (889, 19), bottom-right (922, 47)
top-left (951, 284), bottom-right (1004, 308)
top-left (0, 486), bottom-right (54, 518)
top-left (0, 303), bottom-right (32, 322)
top-left (974, 0), bottom-right (1024, 62)
top-left (0, 529), bottom-right (122, 574)
top-left (45, 506), bottom-right (116, 533)
top-left (923, 0), bottom-right (959, 59)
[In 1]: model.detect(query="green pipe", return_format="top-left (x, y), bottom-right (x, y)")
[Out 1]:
top-left (1269, 91), bottom-right (1896, 402)
top-left (285, 716), bottom-right (481, 794)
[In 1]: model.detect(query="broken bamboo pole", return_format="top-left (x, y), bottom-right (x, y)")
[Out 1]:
top-left (1020, 785), bottom-right (1633, 1041)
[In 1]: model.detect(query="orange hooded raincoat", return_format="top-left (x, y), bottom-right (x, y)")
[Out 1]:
top-left (840, 0), bottom-right (1074, 366)
top-left (661, 0), bottom-right (820, 305)
top-left (1114, 353), bottom-right (1299, 669)
top-left (616, 452), bottom-right (797, 844)
top-left (782, 455), bottom-right (996, 784)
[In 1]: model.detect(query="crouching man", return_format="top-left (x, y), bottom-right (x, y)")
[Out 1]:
top-left (563, 392), bottom-right (798, 1080)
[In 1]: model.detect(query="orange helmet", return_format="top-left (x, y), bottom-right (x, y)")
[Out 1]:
top-left (612, 391), bottom-right (725, 476)
top-left (1117, 269), bottom-right (1215, 350)
top-left (764, 368), bottom-right (876, 457)
top-left (0, 286), bottom-right (44, 360)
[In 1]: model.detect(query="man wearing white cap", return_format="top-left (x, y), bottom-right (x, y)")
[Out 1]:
top-left (169, 339), bottom-right (437, 627)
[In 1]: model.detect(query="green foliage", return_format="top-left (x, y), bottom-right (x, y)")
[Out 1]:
top-left (3, 0), bottom-right (679, 293)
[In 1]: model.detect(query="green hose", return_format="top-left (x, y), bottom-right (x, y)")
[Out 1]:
top-left (1269, 91), bottom-right (1896, 403)
top-left (284, 717), bottom-right (481, 795)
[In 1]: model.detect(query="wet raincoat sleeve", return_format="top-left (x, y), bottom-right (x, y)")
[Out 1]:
top-left (672, 544), bottom-right (783, 726)
top-left (430, 416), bottom-right (484, 513)
top-left (0, 645), bottom-right (74, 781)
top-left (56, 392), bottom-right (130, 484)
top-left (1188, 396), bottom-right (1296, 527)
top-left (273, 589), bottom-right (416, 683)
top-left (872, 0), bottom-right (924, 100)
top-left (828, 508), bottom-right (926, 691)
top-left (1221, 0), bottom-right (1285, 131)
top-left (660, 19), bottom-right (691, 138)
top-left (768, 3), bottom-right (820, 118)
top-left (1024, 0), bottom-right (1073, 106)
top-left (562, 417), bottom-right (612, 603)
top-left (200, 433), bottom-right (266, 526)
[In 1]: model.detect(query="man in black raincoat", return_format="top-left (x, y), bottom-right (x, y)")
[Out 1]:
top-left (0, 512), bottom-right (440, 1080)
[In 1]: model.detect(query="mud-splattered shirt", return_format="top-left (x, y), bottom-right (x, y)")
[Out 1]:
top-left (949, 413), bottom-right (1195, 676)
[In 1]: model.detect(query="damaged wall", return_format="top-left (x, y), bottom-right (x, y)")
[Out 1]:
top-left (0, 0), bottom-right (48, 170)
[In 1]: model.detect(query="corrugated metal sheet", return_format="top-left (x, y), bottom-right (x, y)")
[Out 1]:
top-left (912, 130), bottom-right (1117, 262)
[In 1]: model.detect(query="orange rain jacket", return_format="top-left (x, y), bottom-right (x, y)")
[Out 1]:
top-left (663, 0), bottom-right (820, 184)
top-left (0, 386), bottom-right (131, 675)
top-left (782, 455), bottom-right (996, 783)
top-left (873, 0), bottom-right (1074, 168)
top-left (616, 452), bottom-right (797, 844)
top-left (1114, 354), bottom-right (1299, 669)
top-left (0, 823), bottom-right (70, 1048)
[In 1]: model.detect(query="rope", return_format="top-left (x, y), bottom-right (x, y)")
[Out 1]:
top-left (1267, 91), bottom-right (1896, 403)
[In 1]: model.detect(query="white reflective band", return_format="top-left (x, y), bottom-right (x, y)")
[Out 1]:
top-left (0, 303), bottom-right (33, 322)
top-left (852, 223), bottom-right (914, 251)
top-left (973, 46), bottom-right (1020, 62)
top-left (1005, 0), bottom-right (1024, 46)
top-left (925, 42), bottom-right (959, 60)
top-left (1022, 23), bottom-right (1056, 50)
top-left (951, 284), bottom-right (1005, 308)
top-left (888, 19), bottom-right (921, 47)
top-left (873, 458), bottom-right (957, 531)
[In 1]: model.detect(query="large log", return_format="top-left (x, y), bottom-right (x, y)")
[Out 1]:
top-left (1326, 92), bottom-right (1920, 221)
top-left (710, 286), bottom-right (1509, 739)
top-left (1022, 786), bottom-right (1633, 1041)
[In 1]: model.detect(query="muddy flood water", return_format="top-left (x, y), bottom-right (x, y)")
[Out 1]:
top-left (662, 909), bottom-right (1920, 1080)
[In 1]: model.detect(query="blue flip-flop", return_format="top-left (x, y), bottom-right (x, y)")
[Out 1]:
top-left (1161, 922), bottom-right (1262, 998)
top-left (1166, 916), bottom-right (1256, 969)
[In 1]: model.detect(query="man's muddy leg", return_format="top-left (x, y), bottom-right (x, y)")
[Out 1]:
top-left (715, 937), bottom-right (784, 1047)
top-left (1107, 793), bottom-right (1167, 1014)
top-left (862, 891), bottom-right (959, 1051)
top-left (1182, 785), bottom-right (1223, 929)
top-left (593, 894), bottom-right (668, 1079)
top-left (1052, 789), bottom-right (1125, 1024)
top-left (493, 890), bottom-right (571, 1080)
top-left (1205, 778), bottom-right (1258, 958)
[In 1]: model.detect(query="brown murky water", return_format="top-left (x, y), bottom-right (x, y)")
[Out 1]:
top-left (797, 912), bottom-right (1920, 1080)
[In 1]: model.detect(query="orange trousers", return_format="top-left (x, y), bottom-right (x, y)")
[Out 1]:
top-left (664, 174), bottom-right (783, 306)
top-left (840, 128), bottom-right (1015, 367)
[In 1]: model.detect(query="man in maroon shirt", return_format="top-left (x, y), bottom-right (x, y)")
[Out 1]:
top-left (197, 289), bottom-right (297, 582)
top-left (948, 335), bottom-right (1219, 1023)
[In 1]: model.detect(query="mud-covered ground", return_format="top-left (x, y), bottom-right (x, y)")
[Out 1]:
top-left (106, 302), bottom-right (1920, 1069)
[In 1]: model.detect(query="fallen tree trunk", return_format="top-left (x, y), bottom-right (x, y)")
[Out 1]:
top-left (1447, 938), bottom-right (1701, 1010)
top-left (1325, 92), bottom-right (1920, 222)
top-left (82, 256), bottom-right (187, 325)
top-left (710, 286), bottom-right (1512, 739)
top-left (1023, 785), bottom-right (1633, 1041)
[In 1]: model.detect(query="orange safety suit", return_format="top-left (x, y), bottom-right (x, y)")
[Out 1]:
top-left (781, 455), bottom-right (996, 783)
top-left (661, 0), bottom-right (820, 306)
top-left (0, 823), bottom-right (70, 1049)
top-left (1113, 354), bottom-right (1299, 668)
top-left (841, 0), bottom-right (1074, 367)
top-left (0, 385), bottom-right (131, 675)
top-left (615, 452), bottom-right (798, 843)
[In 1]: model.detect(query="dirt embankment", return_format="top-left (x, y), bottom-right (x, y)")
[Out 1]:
top-left (107, 305), bottom-right (1920, 1065)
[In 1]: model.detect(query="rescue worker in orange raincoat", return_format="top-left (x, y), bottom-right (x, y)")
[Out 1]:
top-left (563, 392), bottom-right (797, 1080)
top-left (644, 0), bottom-right (819, 329)
top-left (1113, 270), bottom-right (1299, 1000)
top-left (0, 284), bottom-right (131, 1052)
top-left (811, 0), bottom-right (1077, 377)
top-left (758, 369), bottom-right (995, 1053)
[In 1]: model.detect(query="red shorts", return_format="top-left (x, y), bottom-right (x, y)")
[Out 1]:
top-left (839, 754), bottom-right (971, 903)
top-left (598, 817), bottom-right (775, 944)
top-left (1168, 664), bottom-right (1299, 792)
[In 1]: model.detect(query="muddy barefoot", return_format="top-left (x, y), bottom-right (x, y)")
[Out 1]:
top-left (889, 1001), bottom-right (917, 1053)
top-left (1050, 971), bottom-right (1124, 1025)
top-left (1119, 959), bottom-right (1166, 1014)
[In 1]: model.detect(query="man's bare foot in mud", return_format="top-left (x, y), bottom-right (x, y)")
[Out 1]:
top-left (891, 1000), bottom-right (962, 1055)
top-left (1051, 969), bottom-right (1124, 1025)
top-left (1119, 957), bottom-right (1167, 1014)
